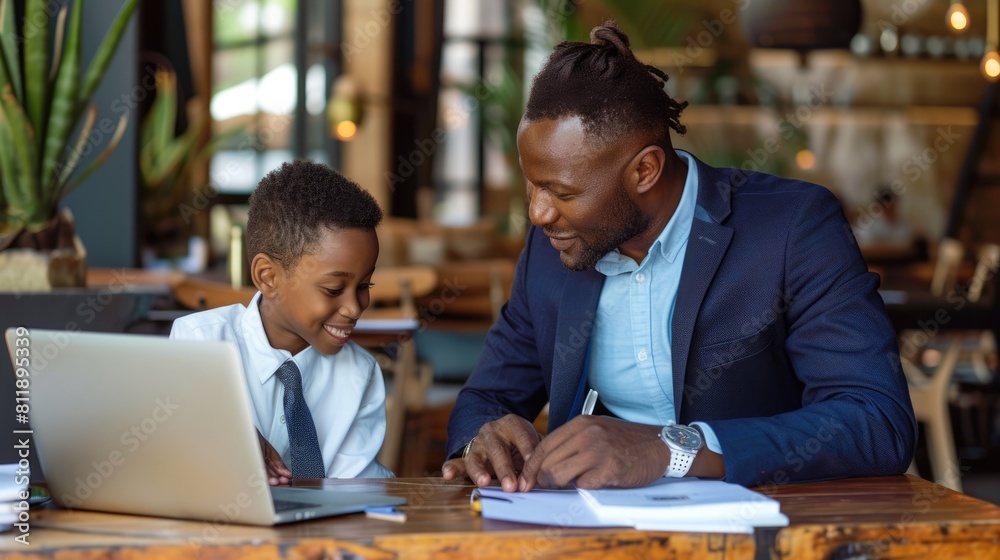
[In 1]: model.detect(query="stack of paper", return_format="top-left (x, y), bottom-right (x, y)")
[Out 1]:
top-left (475, 478), bottom-right (789, 533)
top-left (0, 464), bottom-right (30, 533)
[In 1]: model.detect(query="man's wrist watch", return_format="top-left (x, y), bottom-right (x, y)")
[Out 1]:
top-left (658, 422), bottom-right (703, 478)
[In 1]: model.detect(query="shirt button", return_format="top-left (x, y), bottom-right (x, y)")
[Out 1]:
top-left (280, 415), bottom-right (286, 424)
top-left (637, 350), bottom-right (648, 362)
top-left (635, 273), bottom-right (646, 283)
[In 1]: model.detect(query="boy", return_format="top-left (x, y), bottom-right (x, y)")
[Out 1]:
top-left (170, 160), bottom-right (392, 483)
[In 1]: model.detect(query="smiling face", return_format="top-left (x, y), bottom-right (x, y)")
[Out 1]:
top-left (517, 116), bottom-right (654, 271)
top-left (255, 227), bottom-right (379, 355)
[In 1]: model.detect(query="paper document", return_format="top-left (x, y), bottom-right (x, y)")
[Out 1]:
top-left (475, 478), bottom-right (788, 534)
top-left (355, 318), bottom-right (420, 332)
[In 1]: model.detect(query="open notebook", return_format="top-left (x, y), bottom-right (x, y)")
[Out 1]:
top-left (474, 478), bottom-right (789, 533)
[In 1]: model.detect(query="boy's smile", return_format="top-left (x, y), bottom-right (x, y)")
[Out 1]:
top-left (257, 227), bottom-right (379, 355)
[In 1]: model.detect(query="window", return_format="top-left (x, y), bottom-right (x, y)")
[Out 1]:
top-left (210, 0), bottom-right (340, 196)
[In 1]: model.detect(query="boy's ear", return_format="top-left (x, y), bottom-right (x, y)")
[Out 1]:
top-left (251, 253), bottom-right (281, 296)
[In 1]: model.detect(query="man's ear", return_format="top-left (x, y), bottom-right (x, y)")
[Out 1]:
top-left (251, 253), bottom-right (281, 296)
top-left (631, 145), bottom-right (666, 196)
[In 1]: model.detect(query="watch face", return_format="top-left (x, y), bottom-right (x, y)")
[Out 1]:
top-left (663, 425), bottom-right (703, 451)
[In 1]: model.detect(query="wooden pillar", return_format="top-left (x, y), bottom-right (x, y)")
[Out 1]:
top-left (341, 0), bottom-right (397, 212)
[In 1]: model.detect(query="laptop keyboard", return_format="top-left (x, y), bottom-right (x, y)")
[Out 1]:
top-left (273, 499), bottom-right (320, 512)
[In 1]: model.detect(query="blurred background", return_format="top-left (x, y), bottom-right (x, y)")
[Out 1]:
top-left (2, 0), bottom-right (1000, 498)
top-left (41, 0), bottom-right (999, 271)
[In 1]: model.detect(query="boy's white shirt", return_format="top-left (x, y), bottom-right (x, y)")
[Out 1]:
top-left (169, 291), bottom-right (393, 479)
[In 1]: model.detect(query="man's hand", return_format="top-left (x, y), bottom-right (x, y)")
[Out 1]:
top-left (517, 416), bottom-right (669, 491)
top-left (256, 429), bottom-right (292, 486)
top-left (442, 414), bottom-right (541, 492)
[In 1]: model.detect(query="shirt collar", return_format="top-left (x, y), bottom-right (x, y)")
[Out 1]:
top-left (594, 149), bottom-right (699, 275)
top-left (242, 292), bottom-right (320, 385)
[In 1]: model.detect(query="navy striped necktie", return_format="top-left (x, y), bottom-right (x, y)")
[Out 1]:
top-left (273, 360), bottom-right (326, 478)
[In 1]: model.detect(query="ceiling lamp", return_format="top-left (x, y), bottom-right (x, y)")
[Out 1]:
top-left (740, 0), bottom-right (863, 53)
top-left (327, 75), bottom-right (364, 141)
top-left (947, 1), bottom-right (970, 32)
top-left (984, 0), bottom-right (1000, 81)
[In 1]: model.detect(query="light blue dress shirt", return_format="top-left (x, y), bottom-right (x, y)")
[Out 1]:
top-left (587, 150), bottom-right (722, 455)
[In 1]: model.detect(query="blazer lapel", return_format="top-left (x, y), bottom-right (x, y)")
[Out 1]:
top-left (671, 156), bottom-right (734, 420)
top-left (549, 268), bottom-right (604, 428)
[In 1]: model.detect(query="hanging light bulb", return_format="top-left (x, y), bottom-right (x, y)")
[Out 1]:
top-left (326, 75), bottom-right (364, 141)
top-left (947, 1), bottom-right (970, 32)
top-left (983, 50), bottom-right (1000, 80)
top-left (984, 0), bottom-right (1000, 81)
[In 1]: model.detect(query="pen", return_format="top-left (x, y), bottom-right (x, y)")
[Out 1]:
top-left (581, 389), bottom-right (598, 416)
top-left (365, 506), bottom-right (407, 523)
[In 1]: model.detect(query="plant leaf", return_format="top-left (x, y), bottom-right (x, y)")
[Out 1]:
top-left (153, 70), bottom-right (177, 163)
top-left (61, 112), bottom-right (128, 198)
top-left (0, 86), bottom-right (41, 224)
top-left (53, 103), bottom-right (96, 199)
top-left (0, 107), bottom-right (23, 217)
top-left (77, 0), bottom-right (139, 113)
top-left (23, 0), bottom-right (50, 155)
top-left (145, 123), bottom-right (200, 186)
top-left (50, 5), bottom-right (68, 82)
top-left (0, 0), bottom-right (23, 102)
top-left (192, 127), bottom-right (243, 168)
top-left (41, 0), bottom-right (82, 192)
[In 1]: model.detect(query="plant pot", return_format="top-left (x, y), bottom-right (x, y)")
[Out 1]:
top-left (0, 209), bottom-right (87, 291)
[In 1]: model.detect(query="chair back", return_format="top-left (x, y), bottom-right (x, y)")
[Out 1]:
top-left (422, 259), bottom-right (515, 321)
top-left (930, 238), bottom-right (964, 297)
top-left (354, 266), bottom-right (438, 473)
top-left (968, 244), bottom-right (1000, 303)
top-left (172, 278), bottom-right (256, 310)
top-left (367, 265), bottom-right (438, 318)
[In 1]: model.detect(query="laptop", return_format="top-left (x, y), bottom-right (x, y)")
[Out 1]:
top-left (3, 328), bottom-right (404, 526)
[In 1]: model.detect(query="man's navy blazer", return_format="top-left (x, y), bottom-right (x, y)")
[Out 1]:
top-left (447, 153), bottom-right (917, 487)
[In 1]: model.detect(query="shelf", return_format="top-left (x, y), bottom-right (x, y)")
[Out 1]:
top-left (680, 105), bottom-right (979, 127)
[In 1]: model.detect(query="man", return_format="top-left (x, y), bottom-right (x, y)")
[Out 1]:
top-left (443, 22), bottom-right (915, 492)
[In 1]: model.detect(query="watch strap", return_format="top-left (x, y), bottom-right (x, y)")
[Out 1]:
top-left (666, 446), bottom-right (697, 477)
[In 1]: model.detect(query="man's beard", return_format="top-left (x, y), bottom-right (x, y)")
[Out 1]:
top-left (560, 186), bottom-right (652, 271)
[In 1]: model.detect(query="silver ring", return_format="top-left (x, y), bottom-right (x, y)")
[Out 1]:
top-left (462, 436), bottom-right (477, 459)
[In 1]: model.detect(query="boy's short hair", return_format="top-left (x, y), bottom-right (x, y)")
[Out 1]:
top-left (246, 160), bottom-right (383, 270)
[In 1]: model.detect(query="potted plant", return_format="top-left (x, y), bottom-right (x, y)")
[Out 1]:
top-left (139, 68), bottom-right (238, 271)
top-left (0, 0), bottom-right (139, 291)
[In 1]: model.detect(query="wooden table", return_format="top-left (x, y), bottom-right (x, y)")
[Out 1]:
top-left (3, 475), bottom-right (999, 559)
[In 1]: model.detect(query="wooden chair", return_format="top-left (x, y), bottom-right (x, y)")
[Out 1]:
top-left (951, 244), bottom-right (1000, 455)
top-left (171, 277), bottom-right (256, 310)
top-left (416, 259), bottom-right (515, 326)
top-left (902, 241), bottom-right (1000, 491)
top-left (391, 259), bottom-right (516, 476)
top-left (930, 237), bottom-right (964, 297)
top-left (905, 343), bottom-right (962, 491)
top-left (359, 266), bottom-right (438, 473)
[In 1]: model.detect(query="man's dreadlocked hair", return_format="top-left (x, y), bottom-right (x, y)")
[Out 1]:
top-left (524, 21), bottom-right (687, 147)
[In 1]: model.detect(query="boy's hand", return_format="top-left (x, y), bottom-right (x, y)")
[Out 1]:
top-left (256, 429), bottom-right (292, 485)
